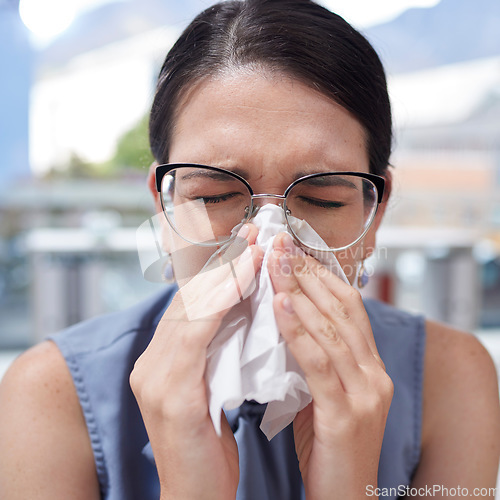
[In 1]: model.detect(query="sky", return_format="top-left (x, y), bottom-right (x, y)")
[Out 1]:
top-left (19, 0), bottom-right (442, 173)
top-left (19, 0), bottom-right (442, 46)
top-left (320, 0), bottom-right (441, 27)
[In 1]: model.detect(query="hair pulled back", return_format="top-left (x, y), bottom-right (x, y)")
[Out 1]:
top-left (149, 0), bottom-right (392, 176)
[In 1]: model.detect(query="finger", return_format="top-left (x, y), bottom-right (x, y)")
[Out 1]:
top-left (241, 222), bottom-right (259, 245)
top-left (273, 292), bottom-right (370, 398)
top-left (273, 292), bottom-right (343, 397)
top-left (269, 252), bottom-right (367, 391)
top-left (149, 243), bottom-right (263, 392)
top-left (175, 222), bottom-right (261, 320)
top-left (276, 233), bottom-right (381, 362)
top-left (161, 223), bottom-right (263, 344)
top-left (202, 222), bottom-right (259, 272)
top-left (229, 222), bottom-right (261, 300)
top-left (132, 228), bottom-right (264, 410)
top-left (284, 253), bottom-right (378, 367)
top-left (180, 243), bottom-right (263, 322)
top-left (301, 256), bottom-right (383, 364)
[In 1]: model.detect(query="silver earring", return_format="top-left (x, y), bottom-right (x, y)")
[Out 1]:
top-left (357, 260), bottom-right (369, 289)
top-left (161, 254), bottom-right (176, 283)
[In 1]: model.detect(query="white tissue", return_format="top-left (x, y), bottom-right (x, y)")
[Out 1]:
top-left (206, 204), bottom-right (349, 440)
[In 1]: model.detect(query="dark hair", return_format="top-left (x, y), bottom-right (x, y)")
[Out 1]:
top-left (149, 0), bottom-right (392, 176)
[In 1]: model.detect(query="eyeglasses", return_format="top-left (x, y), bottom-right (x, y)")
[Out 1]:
top-left (155, 163), bottom-right (385, 252)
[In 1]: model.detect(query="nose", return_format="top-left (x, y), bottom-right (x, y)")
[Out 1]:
top-left (248, 194), bottom-right (287, 220)
top-left (251, 193), bottom-right (286, 208)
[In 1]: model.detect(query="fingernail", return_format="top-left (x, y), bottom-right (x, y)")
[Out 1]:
top-left (237, 224), bottom-right (250, 239)
top-left (282, 296), bottom-right (294, 314)
top-left (279, 254), bottom-right (292, 275)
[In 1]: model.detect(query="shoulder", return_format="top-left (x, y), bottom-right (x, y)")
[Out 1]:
top-left (0, 341), bottom-right (99, 498)
top-left (1, 340), bottom-right (75, 400)
top-left (0, 288), bottom-right (177, 499)
top-left (0, 342), bottom-right (81, 428)
top-left (424, 319), bottom-right (498, 374)
top-left (423, 320), bottom-right (498, 414)
top-left (423, 320), bottom-right (499, 434)
top-left (415, 320), bottom-right (500, 488)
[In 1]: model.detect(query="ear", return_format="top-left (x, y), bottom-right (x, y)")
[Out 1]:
top-left (147, 161), bottom-right (162, 214)
top-left (363, 169), bottom-right (392, 259)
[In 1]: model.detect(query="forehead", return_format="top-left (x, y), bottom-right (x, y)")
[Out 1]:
top-left (169, 70), bottom-right (369, 179)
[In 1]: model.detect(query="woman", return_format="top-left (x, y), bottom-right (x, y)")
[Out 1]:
top-left (0, 1), bottom-right (498, 498)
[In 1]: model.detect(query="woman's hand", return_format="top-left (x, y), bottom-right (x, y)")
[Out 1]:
top-left (268, 233), bottom-right (394, 500)
top-left (130, 224), bottom-right (263, 500)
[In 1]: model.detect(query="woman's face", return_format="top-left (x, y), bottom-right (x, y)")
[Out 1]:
top-left (157, 70), bottom-right (383, 284)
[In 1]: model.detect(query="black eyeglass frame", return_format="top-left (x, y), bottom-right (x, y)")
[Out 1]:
top-left (155, 163), bottom-right (386, 251)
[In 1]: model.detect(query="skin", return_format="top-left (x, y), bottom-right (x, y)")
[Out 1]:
top-left (0, 71), bottom-right (498, 499)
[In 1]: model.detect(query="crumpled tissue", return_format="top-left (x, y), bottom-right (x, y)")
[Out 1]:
top-left (205, 204), bottom-right (349, 440)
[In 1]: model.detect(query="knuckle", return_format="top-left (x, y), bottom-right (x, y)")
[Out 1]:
top-left (365, 374), bottom-right (394, 412)
top-left (346, 286), bottom-right (363, 304)
top-left (288, 280), bottom-right (303, 297)
top-left (374, 353), bottom-right (387, 371)
top-left (380, 372), bottom-right (394, 399)
top-left (128, 367), bottom-right (141, 395)
top-left (293, 323), bottom-right (308, 338)
top-left (332, 299), bottom-right (350, 320)
top-left (318, 319), bottom-right (340, 343)
top-left (312, 353), bottom-right (331, 375)
top-left (129, 372), bottom-right (153, 405)
top-left (359, 387), bottom-right (387, 416)
top-left (305, 254), bottom-right (321, 269)
top-left (129, 355), bottom-right (147, 394)
top-left (293, 261), bottom-right (309, 277)
top-left (130, 371), bottom-right (182, 419)
top-left (361, 398), bottom-right (380, 419)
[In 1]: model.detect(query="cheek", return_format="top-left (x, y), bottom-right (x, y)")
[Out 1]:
top-left (165, 228), bottom-right (216, 287)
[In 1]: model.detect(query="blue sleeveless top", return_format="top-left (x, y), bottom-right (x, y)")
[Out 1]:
top-left (49, 286), bottom-right (425, 500)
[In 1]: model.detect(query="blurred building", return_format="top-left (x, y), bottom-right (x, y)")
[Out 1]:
top-left (365, 56), bottom-right (500, 329)
top-left (1, 0), bottom-right (500, 347)
top-left (0, 176), bottom-right (162, 345)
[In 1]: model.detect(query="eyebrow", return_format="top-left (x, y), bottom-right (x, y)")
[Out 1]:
top-left (297, 174), bottom-right (359, 189)
top-left (179, 168), bottom-right (246, 182)
top-left (178, 166), bottom-right (358, 190)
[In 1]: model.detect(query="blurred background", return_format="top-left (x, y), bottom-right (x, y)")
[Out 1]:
top-left (0, 0), bottom-right (499, 383)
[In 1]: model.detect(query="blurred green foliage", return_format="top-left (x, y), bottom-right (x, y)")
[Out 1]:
top-left (44, 113), bottom-right (154, 179)
top-left (44, 153), bottom-right (107, 179)
top-left (109, 113), bottom-right (154, 171)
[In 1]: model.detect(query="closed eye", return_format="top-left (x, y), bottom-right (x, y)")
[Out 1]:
top-left (298, 196), bottom-right (346, 209)
top-left (201, 192), bottom-right (242, 204)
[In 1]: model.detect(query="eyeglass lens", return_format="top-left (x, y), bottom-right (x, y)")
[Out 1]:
top-left (160, 166), bottom-right (379, 251)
